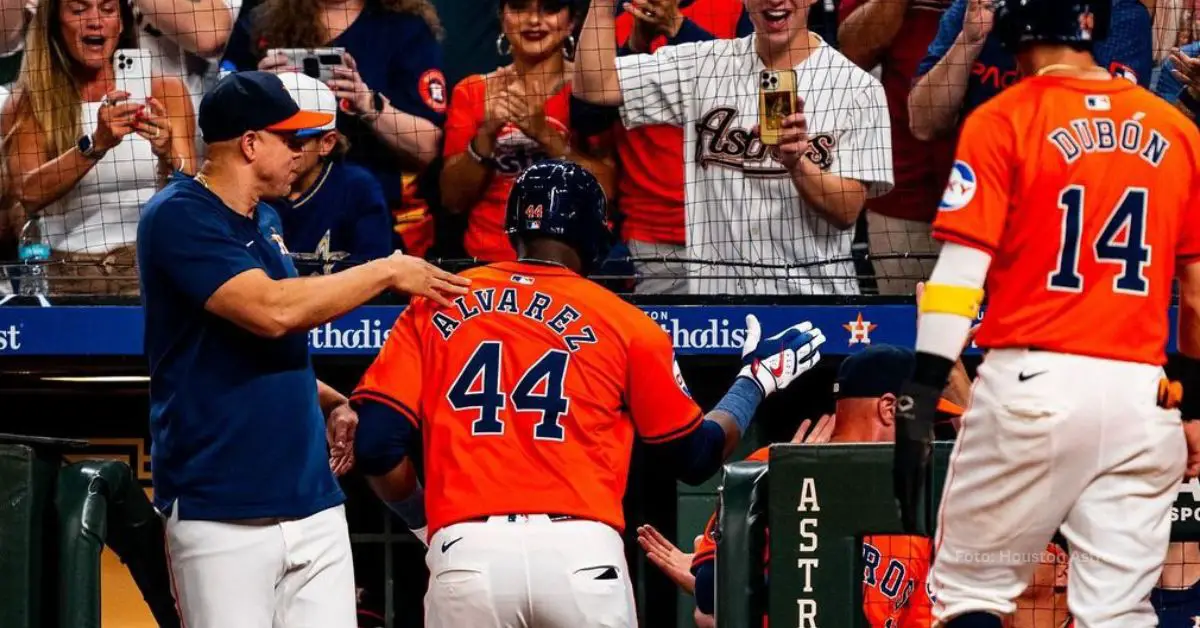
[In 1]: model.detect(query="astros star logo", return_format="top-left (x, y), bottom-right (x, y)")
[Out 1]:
top-left (844, 313), bottom-right (877, 345)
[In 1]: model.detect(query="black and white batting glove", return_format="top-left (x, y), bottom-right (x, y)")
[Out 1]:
top-left (893, 380), bottom-right (939, 535)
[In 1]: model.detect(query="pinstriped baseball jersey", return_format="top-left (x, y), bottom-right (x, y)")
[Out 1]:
top-left (615, 34), bottom-right (894, 295)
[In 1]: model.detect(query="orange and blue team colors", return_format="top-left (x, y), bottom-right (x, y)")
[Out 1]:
top-left (350, 261), bottom-right (703, 538)
top-left (443, 80), bottom-right (577, 262)
top-left (933, 74), bottom-right (1200, 366)
top-left (691, 447), bottom-right (933, 627)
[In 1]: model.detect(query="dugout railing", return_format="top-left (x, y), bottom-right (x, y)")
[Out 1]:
top-left (714, 442), bottom-right (1200, 627)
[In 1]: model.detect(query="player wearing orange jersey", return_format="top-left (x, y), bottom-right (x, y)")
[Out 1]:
top-left (892, 2), bottom-right (1200, 626)
top-left (685, 345), bottom-right (965, 627)
top-left (349, 160), bottom-right (826, 627)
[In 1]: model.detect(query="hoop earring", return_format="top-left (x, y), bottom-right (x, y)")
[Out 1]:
top-left (497, 34), bottom-right (512, 57)
top-left (562, 35), bottom-right (576, 59)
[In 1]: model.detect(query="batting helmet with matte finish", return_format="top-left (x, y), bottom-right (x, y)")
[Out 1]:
top-left (505, 160), bottom-right (612, 272)
top-left (992, 0), bottom-right (1111, 53)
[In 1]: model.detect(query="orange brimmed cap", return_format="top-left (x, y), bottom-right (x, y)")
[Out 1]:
top-left (198, 70), bottom-right (335, 144)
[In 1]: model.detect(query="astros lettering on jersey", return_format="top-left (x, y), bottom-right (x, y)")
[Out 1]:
top-left (614, 34), bottom-right (895, 295)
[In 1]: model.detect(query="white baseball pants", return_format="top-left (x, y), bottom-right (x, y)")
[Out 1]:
top-left (164, 503), bottom-right (357, 628)
top-left (930, 349), bottom-right (1186, 627)
top-left (425, 514), bottom-right (637, 627)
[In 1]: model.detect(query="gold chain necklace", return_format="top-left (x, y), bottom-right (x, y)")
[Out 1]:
top-left (193, 172), bottom-right (214, 192)
top-left (1036, 63), bottom-right (1109, 78)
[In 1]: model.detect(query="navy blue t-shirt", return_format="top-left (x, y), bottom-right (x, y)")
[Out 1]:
top-left (915, 0), bottom-right (1152, 121)
top-left (221, 3), bottom-right (447, 211)
top-left (137, 174), bottom-right (344, 521)
top-left (269, 159), bottom-right (394, 275)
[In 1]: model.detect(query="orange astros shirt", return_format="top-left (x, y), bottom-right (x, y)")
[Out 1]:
top-left (691, 447), bottom-right (931, 628)
top-left (933, 75), bottom-right (1200, 365)
top-left (353, 261), bottom-right (702, 537)
top-left (443, 77), bottom-right (575, 262)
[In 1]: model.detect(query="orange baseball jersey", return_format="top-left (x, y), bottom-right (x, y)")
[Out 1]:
top-left (352, 261), bottom-right (702, 537)
top-left (690, 447), bottom-right (931, 628)
top-left (443, 76), bottom-right (575, 262)
top-left (861, 535), bottom-right (933, 628)
top-left (933, 75), bottom-right (1200, 365)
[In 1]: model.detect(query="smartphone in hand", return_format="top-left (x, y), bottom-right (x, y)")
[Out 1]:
top-left (113, 48), bottom-right (150, 103)
top-left (270, 47), bottom-right (347, 83)
top-left (758, 69), bottom-right (797, 146)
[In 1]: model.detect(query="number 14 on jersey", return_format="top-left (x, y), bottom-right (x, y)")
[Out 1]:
top-left (1049, 185), bottom-right (1151, 295)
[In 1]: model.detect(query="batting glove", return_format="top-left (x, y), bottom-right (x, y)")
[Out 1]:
top-left (738, 315), bottom-right (825, 397)
top-left (893, 380), bottom-right (938, 535)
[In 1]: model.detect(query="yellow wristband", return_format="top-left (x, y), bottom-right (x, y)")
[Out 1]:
top-left (919, 284), bottom-right (984, 319)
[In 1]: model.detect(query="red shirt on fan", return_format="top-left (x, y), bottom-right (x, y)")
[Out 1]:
top-left (613, 0), bottom-right (745, 246)
top-left (443, 76), bottom-right (574, 262)
top-left (838, 0), bottom-right (955, 222)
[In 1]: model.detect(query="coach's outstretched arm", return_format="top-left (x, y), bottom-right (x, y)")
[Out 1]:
top-left (649, 315), bottom-right (826, 485)
top-left (573, 0), bottom-right (623, 106)
top-left (202, 252), bottom-right (469, 339)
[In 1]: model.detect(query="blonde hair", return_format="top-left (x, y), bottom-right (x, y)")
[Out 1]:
top-left (14, 0), bottom-right (137, 157)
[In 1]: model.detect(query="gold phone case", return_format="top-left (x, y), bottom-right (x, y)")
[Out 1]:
top-left (758, 70), bottom-right (797, 146)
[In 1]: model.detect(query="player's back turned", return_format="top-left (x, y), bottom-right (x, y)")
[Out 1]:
top-left (350, 160), bottom-right (828, 628)
top-left (399, 260), bottom-right (695, 535)
top-left (935, 75), bottom-right (1200, 365)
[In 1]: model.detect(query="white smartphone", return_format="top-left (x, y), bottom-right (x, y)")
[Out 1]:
top-left (113, 48), bottom-right (150, 103)
top-left (269, 47), bottom-right (346, 83)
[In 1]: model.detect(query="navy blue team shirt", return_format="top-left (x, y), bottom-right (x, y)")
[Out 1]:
top-left (269, 159), bottom-right (393, 274)
top-left (221, 3), bottom-right (447, 223)
top-left (138, 173), bottom-right (343, 521)
top-left (916, 0), bottom-right (1152, 122)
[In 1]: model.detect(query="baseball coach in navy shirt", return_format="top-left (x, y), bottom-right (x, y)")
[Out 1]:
top-left (136, 71), bottom-right (470, 628)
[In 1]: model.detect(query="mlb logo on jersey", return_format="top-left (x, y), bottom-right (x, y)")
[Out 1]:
top-left (1085, 94), bottom-right (1111, 111)
top-left (939, 161), bottom-right (977, 212)
top-left (511, 274), bottom-right (535, 285)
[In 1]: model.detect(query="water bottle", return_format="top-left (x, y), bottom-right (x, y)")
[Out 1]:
top-left (17, 218), bottom-right (49, 297)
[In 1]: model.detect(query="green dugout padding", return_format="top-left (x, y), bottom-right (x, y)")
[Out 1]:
top-left (0, 437), bottom-right (178, 628)
top-left (712, 442), bottom-right (1200, 628)
top-left (763, 443), bottom-right (953, 628)
top-left (0, 442), bottom-right (59, 628)
top-left (56, 459), bottom-right (179, 628)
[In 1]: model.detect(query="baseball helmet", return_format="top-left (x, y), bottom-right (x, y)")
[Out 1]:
top-left (505, 160), bottom-right (612, 272)
top-left (992, 0), bottom-right (1110, 53)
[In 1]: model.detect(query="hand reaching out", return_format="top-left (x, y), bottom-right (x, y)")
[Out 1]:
top-left (384, 252), bottom-right (471, 307)
top-left (792, 413), bottom-right (836, 444)
top-left (636, 524), bottom-right (697, 594)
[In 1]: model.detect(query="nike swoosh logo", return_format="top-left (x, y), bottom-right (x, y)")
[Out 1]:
top-left (769, 353), bottom-right (786, 378)
top-left (245, 240), bottom-right (255, 247)
top-left (1018, 370), bottom-right (1048, 382)
top-left (441, 537), bottom-right (463, 553)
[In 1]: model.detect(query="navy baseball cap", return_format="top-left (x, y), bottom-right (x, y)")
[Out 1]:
top-left (835, 344), bottom-right (965, 415)
top-left (198, 71), bottom-right (335, 144)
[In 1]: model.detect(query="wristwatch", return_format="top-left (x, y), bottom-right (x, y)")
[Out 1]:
top-left (360, 90), bottom-right (385, 121)
top-left (467, 137), bottom-right (497, 168)
top-left (77, 133), bottom-right (104, 160)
